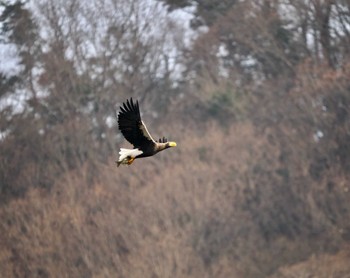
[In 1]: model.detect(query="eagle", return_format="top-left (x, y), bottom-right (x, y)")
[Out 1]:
top-left (116, 98), bottom-right (177, 166)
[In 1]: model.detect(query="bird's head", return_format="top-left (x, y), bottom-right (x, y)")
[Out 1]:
top-left (166, 141), bottom-right (177, 148)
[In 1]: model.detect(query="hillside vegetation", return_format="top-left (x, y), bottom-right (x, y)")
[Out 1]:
top-left (1, 0), bottom-right (350, 277)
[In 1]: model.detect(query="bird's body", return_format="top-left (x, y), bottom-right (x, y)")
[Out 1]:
top-left (116, 98), bottom-right (176, 166)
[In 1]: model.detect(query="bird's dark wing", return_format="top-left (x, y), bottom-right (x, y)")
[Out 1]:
top-left (118, 98), bottom-right (156, 149)
top-left (158, 137), bottom-right (168, 143)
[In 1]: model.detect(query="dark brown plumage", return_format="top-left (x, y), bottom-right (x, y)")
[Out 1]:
top-left (116, 98), bottom-right (176, 166)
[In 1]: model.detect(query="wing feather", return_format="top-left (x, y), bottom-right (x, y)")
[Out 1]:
top-left (117, 98), bottom-right (156, 149)
top-left (158, 137), bottom-right (168, 143)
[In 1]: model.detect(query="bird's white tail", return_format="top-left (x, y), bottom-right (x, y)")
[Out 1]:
top-left (116, 148), bottom-right (143, 167)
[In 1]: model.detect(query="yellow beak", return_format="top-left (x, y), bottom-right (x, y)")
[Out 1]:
top-left (169, 142), bottom-right (177, 147)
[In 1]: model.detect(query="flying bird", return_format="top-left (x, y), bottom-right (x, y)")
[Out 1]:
top-left (116, 98), bottom-right (177, 166)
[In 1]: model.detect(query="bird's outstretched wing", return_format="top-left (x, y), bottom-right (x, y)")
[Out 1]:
top-left (158, 137), bottom-right (168, 143)
top-left (118, 98), bottom-right (156, 149)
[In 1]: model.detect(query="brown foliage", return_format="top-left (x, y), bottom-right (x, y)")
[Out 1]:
top-left (1, 108), bottom-right (350, 277)
top-left (1, 0), bottom-right (350, 277)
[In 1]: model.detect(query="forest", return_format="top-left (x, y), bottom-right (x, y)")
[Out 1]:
top-left (1, 0), bottom-right (350, 277)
